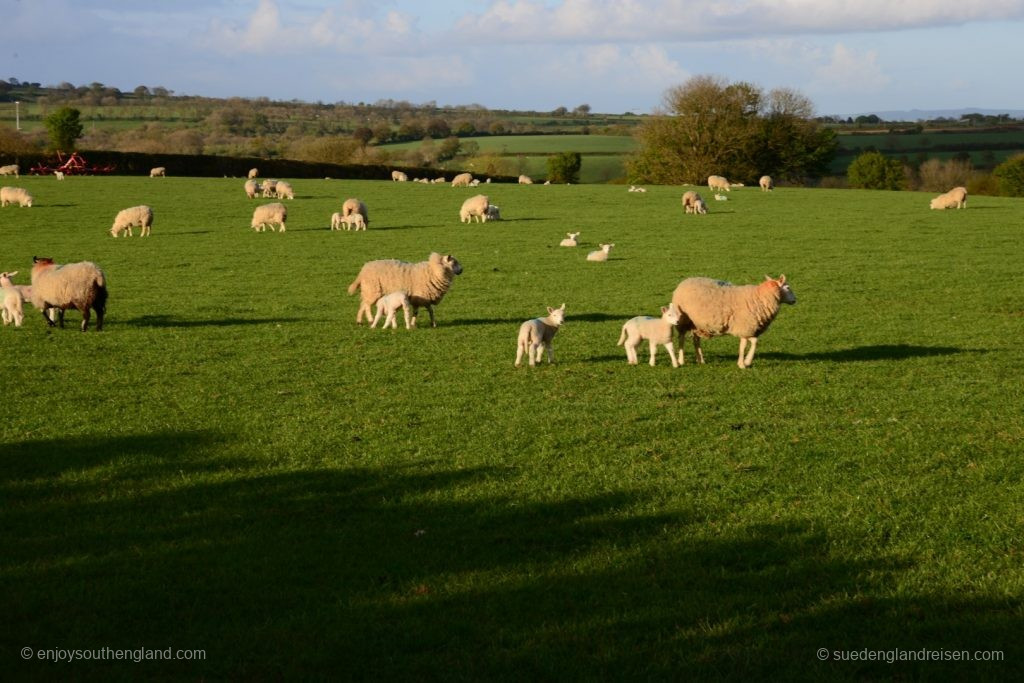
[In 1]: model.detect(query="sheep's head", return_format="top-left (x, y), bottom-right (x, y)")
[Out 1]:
top-left (0, 270), bottom-right (18, 284)
top-left (567, 232), bottom-right (580, 240)
top-left (661, 304), bottom-right (681, 326)
top-left (442, 254), bottom-right (463, 275)
top-left (765, 275), bottom-right (796, 305)
top-left (546, 303), bottom-right (566, 326)
top-left (33, 256), bottom-right (54, 266)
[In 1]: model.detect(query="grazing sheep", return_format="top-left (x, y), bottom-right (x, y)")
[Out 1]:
top-left (930, 186), bottom-right (968, 210)
top-left (29, 256), bottom-right (108, 332)
top-left (671, 275), bottom-right (796, 369)
top-left (433, 176), bottom-right (446, 184)
top-left (1, 164), bottom-right (20, 177)
top-left (1, 186), bottom-right (33, 207)
top-left (682, 191), bottom-right (708, 215)
top-left (485, 204), bottom-right (501, 221)
top-left (518, 175), bottom-right (533, 185)
top-left (618, 305), bottom-right (682, 367)
top-left (54, 171), bottom-right (65, 181)
top-left (707, 175), bottom-right (731, 193)
top-left (347, 252), bottom-right (463, 327)
top-left (559, 231), bottom-right (580, 247)
top-left (261, 179), bottom-right (279, 198)
top-left (150, 167), bottom-right (166, 178)
top-left (371, 291), bottom-right (412, 330)
top-left (244, 179), bottom-right (261, 199)
top-left (459, 194), bottom-right (489, 223)
top-left (275, 181), bottom-right (294, 200)
top-left (110, 205), bottom-right (154, 238)
top-left (587, 243), bottom-right (614, 261)
top-left (340, 212), bottom-right (366, 231)
top-left (248, 168), bottom-right (259, 179)
top-left (515, 304), bottom-right (566, 367)
top-left (1, 271), bottom-right (24, 327)
top-left (342, 198), bottom-right (369, 227)
top-left (391, 170), bottom-right (408, 182)
top-left (759, 175), bottom-right (774, 192)
top-left (251, 202), bottom-right (287, 232)
top-left (451, 172), bottom-right (473, 187)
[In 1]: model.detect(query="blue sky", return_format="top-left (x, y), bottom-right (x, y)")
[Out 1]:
top-left (4, 0), bottom-right (1024, 117)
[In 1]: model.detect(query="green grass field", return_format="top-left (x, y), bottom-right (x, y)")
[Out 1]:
top-left (2, 177), bottom-right (1023, 680)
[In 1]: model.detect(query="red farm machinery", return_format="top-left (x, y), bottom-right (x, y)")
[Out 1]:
top-left (29, 151), bottom-right (116, 176)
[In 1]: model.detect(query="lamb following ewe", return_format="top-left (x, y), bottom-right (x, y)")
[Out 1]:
top-left (515, 303), bottom-right (566, 367)
top-left (110, 205), bottom-right (153, 237)
top-left (618, 305), bottom-right (682, 367)
top-left (30, 256), bottom-right (108, 332)
top-left (671, 275), bottom-right (796, 368)
top-left (559, 231), bottom-right (580, 247)
top-left (682, 191), bottom-right (707, 215)
top-left (371, 291), bottom-right (412, 330)
top-left (1, 186), bottom-right (33, 207)
top-left (1, 271), bottom-right (24, 327)
top-left (930, 186), bottom-right (968, 210)
top-left (342, 198), bottom-right (369, 227)
top-left (251, 203), bottom-right (287, 232)
top-left (587, 243), bottom-right (614, 261)
top-left (348, 252), bottom-right (463, 327)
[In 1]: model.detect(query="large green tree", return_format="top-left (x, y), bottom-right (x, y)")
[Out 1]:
top-left (547, 151), bottom-right (582, 184)
top-left (44, 106), bottom-right (84, 151)
top-left (847, 151), bottom-right (906, 190)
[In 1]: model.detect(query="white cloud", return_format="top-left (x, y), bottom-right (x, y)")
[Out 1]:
top-left (812, 43), bottom-right (891, 93)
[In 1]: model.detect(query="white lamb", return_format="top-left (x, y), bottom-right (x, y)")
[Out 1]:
top-left (930, 186), bottom-right (968, 210)
top-left (342, 198), bottom-right (369, 227)
top-left (671, 275), bottom-right (796, 368)
top-left (460, 194), bottom-right (489, 223)
top-left (617, 305), bottom-right (682, 367)
top-left (110, 205), bottom-right (153, 238)
top-left (559, 232), bottom-right (580, 247)
top-left (348, 252), bottom-right (463, 327)
top-left (0, 271), bottom-right (24, 327)
top-left (518, 175), bottom-right (533, 185)
top-left (244, 179), bottom-right (261, 199)
top-left (707, 175), bottom-right (730, 193)
top-left (150, 167), bottom-right (166, 177)
top-left (759, 175), bottom-right (774, 192)
top-left (515, 304), bottom-right (566, 367)
top-left (432, 177), bottom-right (446, 184)
top-left (251, 203), bottom-right (287, 232)
top-left (586, 243), bottom-right (614, 261)
top-left (391, 170), bottom-right (408, 182)
top-left (682, 191), bottom-right (707, 215)
top-left (275, 181), bottom-right (294, 200)
top-left (340, 213), bottom-right (366, 231)
top-left (451, 172), bottom-right (473, 187)
top-left (714, 194), bottom-right (728, 201)
top-left (261, 179), bottom-right (279, 197)
top-left (0, 164), bottom-right (19, 178)
top-left (330, 212), bottom-right (344, 231)
top-left (54, 171), bottom-right (65, 181)
top-left (1, 186), bottom-right (33, 207)
top-left (370, 291), bottom-right (412, 330)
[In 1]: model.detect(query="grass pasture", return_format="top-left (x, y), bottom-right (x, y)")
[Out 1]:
top-left (2, 177), bottom-right (1023, 680)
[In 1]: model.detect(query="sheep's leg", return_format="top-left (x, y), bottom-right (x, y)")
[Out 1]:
top-left (625, 338), bottom-right (638, 365)
top-left (545, 343), bottom-right (555, 364)
top-left (41, 306), bottom-right (56, 327)
top-left (664, 342), bottom-right (679, 368)
top-left (57, 308), bottom-right (66, 328)
top-left (426, 305), bottom-right (437, 328)
top-left (742, 337), bottom-right (758, 368)
top-left (80, 306), bottom-right (91, 332)
top-left (676, 331), bottom-right (686, 365)
top-left (402, 305), bottom-right (411, 330)
top-left (693, 335), bottom-right (704, 364)
top-left (370, 306), bottom-right (382, 328)
top-left (515, 340), bottom-right (526, 367)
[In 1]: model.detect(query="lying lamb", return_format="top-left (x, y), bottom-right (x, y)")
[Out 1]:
top-left (617, 305), bottom-right (682, 367)
top-left (559, 231), bottom-right (580, 247)
top-left (515, 304), bottom-right (566, 367)
top-left (370, 291), bottom-right (412, 330)
top-left (586, 243), bottom-right (614, 261)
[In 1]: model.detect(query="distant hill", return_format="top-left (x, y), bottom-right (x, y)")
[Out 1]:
top-left (857, 108), bottom-right (1024, 122)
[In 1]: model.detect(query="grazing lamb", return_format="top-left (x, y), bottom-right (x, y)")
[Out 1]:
top-left (515, 304), bottom-right (566, 367)
top-left (759, 175), bottom-right (774, 192)
top-left (391, 170), bottom-right (408, 182)
top-left (1, 271), bottom-right (24, 327)
top-left (251, 202), bottom-right (287, 232)
top-left (248, 168), bottom-right (259, 179)
top-left (1, 186), bottom-right (33, 207)
top-left (150, 167), bottom-right (166, 178)
top-left (330, 212), bottom-right (345, 231)
top-left (930, 186), bottom-right (968, 210)
top-left (30, 256), bottom-right (108, 332)
top-left (54, 171), bottom-right (65, 181)
top-left (618, 305), bottom-right (682, 367)
top-left (459, 194), bottom-right (490, 223)
top-left (340, 212), bottom-right (366, 231)
top-left (348, 252), bottom-right (462, 327)
top-left (261, 179), bottom-right (279, 198)
top-left (682, 191), bottom-right (708, 215)
top-left (518, 175), bottom-right (533, 185)
top-left (342, 198), bottom-right (369, 227)
top-left (485, 204), bottom-right (501, 221)
top-left (451, 172), bottom-right (473, 187)
top-left (671, 275), bottom-right (796, 369)
top-left (244, 179), bottom-right (261, 199)
top-left (370, 291), bottom-right (412, 330)
top-left (707, 175), bottom-right (731, 193)
top-left (275, 181), bottom-right (294, 200)
top-left (0, 164), bottom-right (20, 178)
top-left (587, 243), bottom-right (614, 261)
top-left (110, 205), bottom-right (153, 238)
top-left (559, 231), bottom-right (580, 247)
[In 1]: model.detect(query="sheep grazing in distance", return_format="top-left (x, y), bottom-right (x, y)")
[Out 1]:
top-left (485, 204), bottom-right (501, 221)
top-left (451, 172), bottom-right (473, 187)
top-left (682, 191), bottom-right (708, 215)
top-left (1, 271), bottom-right (24, 327)
top-left (248, 168), bottom-right (259, 179)
top-left (707, 175), bottom-right (730, 193)
top-left (0, 164), bottom-right (20, 178)
top-left (111, 205), bottom-right (154, 237)
top-left (559, 231), bottom-right (580, 247)
top-left (930, 186), bottom-right (968, 210)
top-left (30, 256), bottom-right (108, 332)
top-left (340, 213), bottom-right (366, 231)
top-left (371, 291), bottom-right (412, 330)
top-left (671, 275), bottom-right (796, 369)
top-left (515, 304), bottom-right (566, 367)
top-left (342, 198), bottom-right (369, 227)
top-left (391, 170), bottom-right (408, 182)
top-left (251, 203), bottom-right (287, 232)
top-left (459, 194), bottom-right (489, 223)
top-left (587, 243), bottom-right (614, 261)
top-left (275, 181), bottom-right (295, 200)
top-left (54, 171), bottom-right (65, 181)
top-left (518, 174), bottom-right (533, 185)
top-left (149, 167), bottom-right (166, 178)
top-left (261, 179), bottom-right (279, 198)
top-left (759, 175), bottom-right (774, 192)
top-left (348, 252), bottom-right (463, 328)
top-left (618, 305), bottom-right (682, 367)
top-left (432, 176), bottom-right (446, 184)
top-left (244, 179), bottom-right (261, 199)
top-left (1, 186), bottom-right (33, 207)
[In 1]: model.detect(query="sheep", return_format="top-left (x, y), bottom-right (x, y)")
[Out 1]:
top-left (459, 194), bottom-right (490, 223)
top-left (485, 204), bottom-right (501, 221)
top-left (340, 212), bottom-right (366, 231)
top-left (54, 171), bottom-right (65, 181)
top-left (759, 175), bottom-right (774, 192)
top-left (110, 205), bottom-right (154, 238)
top-left (707, 175), bottom-right (731, 193)
top-left (1, 186), bottom-right (33, 207)
top-left (714, 194), bottom-right (728, 201)
top-left (392, 170), bottom-right (408, 182)
top-left (617, 305), bottom-right (682, 367)
top-left (275, 181), bottom-right (294, 200)
top-left (370, 291), bottom-right (412, 330)
top-left (586, 243), bottom-right (614, 261)
top-left (330, 212), bottom-right (344, 231)
top-left (0, 164), bottom-right (19, 178)
top-left (682, 191), bottom-right (707, 215)
top-left (518, 175), bottom-right (533, 185)
top-left (342, 198), bottom-right (369, 227)
top-left (29, 256), bottom-right (108, 332)
top-left (261, 179), bottom-right (279, 198)
top-left (1, 271), bottom-right (24, 327)
top-left (451, 172), bottom-right (473, 187)
top-left (248, 168), bottom-right (259, 179)
top-left (347, 252), bottom-right (463, 328)
top-left (930, 186), bottom-right (968, 210)
top-left (433, 176), bottom-right (446, 184)
top-left (515, 304), bottom-right (566, 367)
top-left (244, 179), bottom-right (261, 199)
top-left (150, 167), bottom-right (166, 178)
top-left (627, 185), bottom-right (647, 193)
top-left (559, 231), bottom-right (580, 247)
top-left (251, 202), bottom-right (287, 232)
top-left (671, 275), bottom-right (796, 369)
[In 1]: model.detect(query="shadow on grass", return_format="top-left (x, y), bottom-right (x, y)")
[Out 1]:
top-left (123, 314), bottom-right (303, 328)
top-left (5, 455), bottom-right (1021, 680)
top-left (761, 344), bottom-right (981, 362)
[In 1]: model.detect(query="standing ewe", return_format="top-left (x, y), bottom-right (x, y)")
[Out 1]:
top-left (275, 181), bottom-right (295, 200)
top-left (1, 271), bottom-right (24, 327)
top-left (682, 191), bottom-right (708, 215)
top-left (1, 186), bottom-right (33, 207)
top-left (248, 168), bottom-right (260, 179)
top-left (391, 170), bottom-right (408, 182)
top-left (586, 243), bottom-right (614, 261)
top-left (244, 179), bottom-right (261, 199)
top-left (707, 175), bottom-right (731, 193)
top-left (617, 305), bottom-right (682, 367)
top-left (930, 186), bottom-right (968, 210)
top-left (0, 164), bottom-right (19, 178)
top-left (451, 172), bottom-right (473, 187)
top-left (371, 291), bottom-right (412, 330)
top-left (348, 252), bottom-right (463, 328)
top-left (251, 203), bottom-right (287, 232)
top-left (559, 231), bottom-right (580, 247)
top-left (150, 167), bottom-right (166, 177)
top-left (342, 198), bottom-right (369, 227)
top-left (759, 175), bottom-right (774, 191)
top-left (671, 275), bottom-right (796, 368)
top-left (515, 304), bottom-right (566, 367)
top-left (459, 194), bottom-right (489, 223)
top-left (30, 256), bottom-right (108, 332)
top-left (110, 205), bottom-right (153, 237)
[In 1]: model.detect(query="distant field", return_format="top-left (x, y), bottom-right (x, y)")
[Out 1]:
top-left (832, 128), bottom-right (1024, 172)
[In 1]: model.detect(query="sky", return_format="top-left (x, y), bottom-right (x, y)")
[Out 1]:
top-left (3, 0), bottom-right (1024, 118)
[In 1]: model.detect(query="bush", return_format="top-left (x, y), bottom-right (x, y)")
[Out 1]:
top-left (847, 151), bottom-right (905, 190)
top-left (992, 153), bottom-right (1024, 197)
top-left (966, 173), bottom-right (1001, 197)
top-left (915, 158), bottom-right (972, 192)
top-left (547, 151), bottom-right (582, 184)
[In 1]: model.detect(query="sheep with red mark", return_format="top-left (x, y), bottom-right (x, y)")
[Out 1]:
top-left (348, 252), bottom-right (463, 327)
top-left (29, 256), bottom-right (108, 332)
